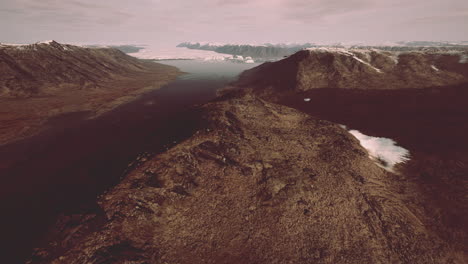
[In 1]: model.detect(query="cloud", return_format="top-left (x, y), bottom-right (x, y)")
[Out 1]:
top-left (411, 10), bottom-right (468, 24)
top-left (280, 0), bottom-right (376, 23)
top-left (1, 0), bottom-right (467, 45)
top-left (216, 0), bottom-right (251, 6)
top-left (1, 0), bottom-right (133, 26)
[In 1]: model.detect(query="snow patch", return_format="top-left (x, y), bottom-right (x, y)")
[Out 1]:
top-left (388, 53), bottom-right (400, 64)
top-left (0, 42), bottom-right (29, 47)
top-left (38, 40), bottom-right (55, 44)
top-left (129, 46), bottom-right (255, 63)
top-left (347, 129), bottom-right (410, 172)
top-left (181, 41), bottom-right (468, 49)
top-left (304, 98), bottom-right (311, 102)
top-left (352, 55), bottom-right (383, 73)
top-left (181, 41), bottom-right (269, 47)
top-left (459, 54), bottom-right (468, 63)
top-left (431, 65), bottom-right (440, 71)
top-left (307, 47), bottom-right (383, 73)
top-left (130, 46), bottom-right (234, 61)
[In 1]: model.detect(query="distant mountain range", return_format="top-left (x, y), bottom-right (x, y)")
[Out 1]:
top-left (86, 44), bottom-right (146, 54)
top-left (178, 41), bottom-right (468, 61)
top-left (177, 42), bottom-right (312, 60)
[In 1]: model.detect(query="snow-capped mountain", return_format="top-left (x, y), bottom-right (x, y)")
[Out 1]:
top-left (177, 42), bottom-right (315, 60)
top-left (177, 41), bottom-right (468, 61)
top-left (126, 45), bottom-right (257, 63)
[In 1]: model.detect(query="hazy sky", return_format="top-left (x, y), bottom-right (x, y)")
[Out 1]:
top-left (1, 0), bottom-right (467, 46)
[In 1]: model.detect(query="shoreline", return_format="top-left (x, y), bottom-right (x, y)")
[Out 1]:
top-left (0, 62), bottom-right (181, 146)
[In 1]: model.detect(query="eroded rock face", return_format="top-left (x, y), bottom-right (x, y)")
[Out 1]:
top-left (29, 94), bottom-right (464, 264)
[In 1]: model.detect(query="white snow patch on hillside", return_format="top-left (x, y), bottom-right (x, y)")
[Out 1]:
top-left (129, 46), bottom-right (256, 63)
top-left (307, 47), bottom-right (383, 73)
top-left (1, 40), bottom-right (55, 46)
top-left (459, 54), bottom-right (468, 63)
top-left (347, 129), bottom-right (410, 172)
top-left (183, 41), bottom-right (268, 47)
top-left (38, 40), bottom-right (54, 44)
top-left (0, 42), bottom-right (29, 47)
top-left (388, 53), bottom-right (400, 64)
top-left (0, 43), bottom-right (33, 50)
top-left (352, 55), bottom-right (383, 73)
top-left (431, 65), bottom-right (440, 71)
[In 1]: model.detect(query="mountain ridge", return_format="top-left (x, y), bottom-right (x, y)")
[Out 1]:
top-left (177, 41), bottom-right (468, 61)
top-left (234, 48), bottom-right (468, 94)
top-left (0, 40), bottom-right (154, 97)
top-left (0, 41), bottom-right (180, 145)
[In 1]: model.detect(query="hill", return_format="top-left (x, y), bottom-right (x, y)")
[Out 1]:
top-left (27, 93), bottom-right (466, 264)
top-left (0, 41), bottom-right (180, 145)
top-left (235, 48), bottom-right (468, 96)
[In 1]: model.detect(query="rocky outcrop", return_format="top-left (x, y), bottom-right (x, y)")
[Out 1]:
top-left (236, 48), bottom-right (468, 94)
top-left (28, 93), bottom-right (465, 264)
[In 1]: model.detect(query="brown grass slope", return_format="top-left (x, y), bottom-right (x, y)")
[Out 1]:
top-left (0, 41), bottom-right (180, 145)
top-left (229, 48), bottom-right (468, 263)
top-left (236, 49), bottom-right (468, 96)
top-left (28, 93), bottom-right (465, 264)
top-left (0, 41), bottom-right (148, 97)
